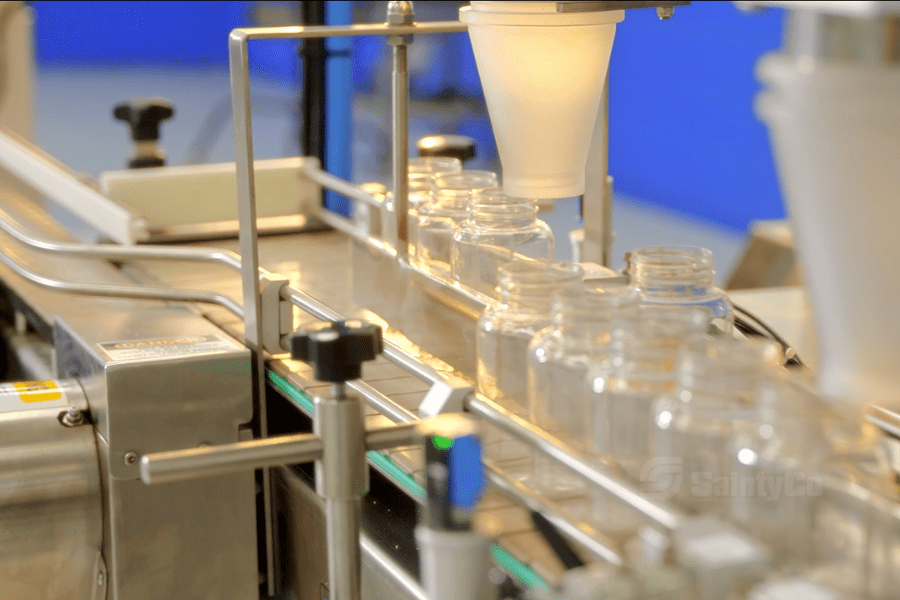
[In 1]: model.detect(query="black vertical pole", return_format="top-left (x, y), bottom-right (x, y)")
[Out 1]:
top-left (299, 1), bottom-right (327, 166)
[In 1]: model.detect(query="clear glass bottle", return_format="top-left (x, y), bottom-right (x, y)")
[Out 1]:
top-left (477, 260), bottom-right (583, 478)
top-left (452, 190), bottom-right (554, 297)
top-left (653, 337), bottom-right (784, 516)
top-left (380, 157), bottom-right (462, 249)
top-left (727, 376), bottom-right (829, 570)
top-left (628, 245), bottom-right (734, 335)
top-left (590, 305), bottom-right (709, 480)
top-left (528, 284), bottom-right (639, 496)
top-left (414, 170), bottom-right (499, 278)
top-left (584, 305), bottom-right (707, 535)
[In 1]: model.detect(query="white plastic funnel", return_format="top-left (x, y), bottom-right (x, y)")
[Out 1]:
top-left (757, 54), bottom-right (900, 410)
top-left (460, 2), bottom-right (623, 199)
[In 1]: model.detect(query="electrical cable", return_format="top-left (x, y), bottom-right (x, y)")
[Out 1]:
top-left (732, 301), bottom-right (803, 367)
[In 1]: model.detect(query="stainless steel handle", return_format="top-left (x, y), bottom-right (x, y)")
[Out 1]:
top-left (140, 422), bottom-right (419, 485)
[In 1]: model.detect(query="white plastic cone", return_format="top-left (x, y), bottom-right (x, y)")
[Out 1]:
top-left (460, 2), bottom-right (623, 199)
top-left (757, 54), bottom-right (900, 410)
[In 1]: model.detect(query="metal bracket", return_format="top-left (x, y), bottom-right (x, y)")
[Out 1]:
top-left (418, 377), bottom-right (475, 418)
top-left (556, 1), bottom-right (689, 13)
top-left (260, 270), bottom-right (291, 355)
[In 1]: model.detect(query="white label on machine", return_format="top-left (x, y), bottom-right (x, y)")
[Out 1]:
top-left (98, 334), bottom-right (243, 362)
top-left (0, 380), bottom-right (68, 413)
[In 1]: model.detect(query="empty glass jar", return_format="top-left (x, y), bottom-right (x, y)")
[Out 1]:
top-left (628, 246), bottom-right (734, 335)
top-left (414, 170), bottom-right (498, 278)
top-left (727, 376), bottom-right (830, 569)
top-left (380, 157), bottom-right (462, 249)
top-left (653, 337), bottom-right (784, 515)
top-left (452, 190), bottom-right (554, 297)
top-left (477, 260), bottom-right (583, 477)
top-left (590, 305), bottom-right (708, 480)
top-left (528, 284), bottom-right (639, 496)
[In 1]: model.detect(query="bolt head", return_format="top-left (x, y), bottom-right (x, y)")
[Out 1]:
top-left (124, 452), bottom-right (138, 466)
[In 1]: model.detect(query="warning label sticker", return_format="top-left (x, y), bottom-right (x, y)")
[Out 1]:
top-left (98, 334), bottom-right (243, 362)
top-left (0, 380), bottom-right (68, 413)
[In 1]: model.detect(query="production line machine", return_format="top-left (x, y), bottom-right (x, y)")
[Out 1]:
top-left (3, 1), bottom-right (900, 599)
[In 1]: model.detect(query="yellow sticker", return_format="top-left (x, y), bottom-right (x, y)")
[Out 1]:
top-left (14, 380), bottom-right (63, 403)
top-left (0, 380), bottom-right (68, 413)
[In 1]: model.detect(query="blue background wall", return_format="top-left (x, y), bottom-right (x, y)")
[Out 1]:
top-left (29, 1), bottom-right (787, 233)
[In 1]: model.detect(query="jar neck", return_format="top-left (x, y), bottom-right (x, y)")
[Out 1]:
top-left (499, 262), bottom-right (584, 311)
top-left (628, 246), bottom-right (715, 289)
top-left (467, 197), bottom-right (537, 229)
top-left (432, 189), bottom-right (470, 211)
top-left (551, 286), bottom-right (638, 335)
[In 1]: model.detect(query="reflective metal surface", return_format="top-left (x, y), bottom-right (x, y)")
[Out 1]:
top-left (0, 399), bottom-right (102, 600)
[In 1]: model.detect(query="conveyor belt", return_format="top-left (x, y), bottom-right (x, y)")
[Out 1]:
top-left (126, 229), bottom-right (572, 588)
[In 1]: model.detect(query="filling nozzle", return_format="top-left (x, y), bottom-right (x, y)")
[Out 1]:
top-left (460, 2), bottom-right (687, 199)
top-left (460, 2), bottom-right (622, 199)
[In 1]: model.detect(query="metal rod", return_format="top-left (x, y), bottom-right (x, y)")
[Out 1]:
top-left (301, 163), bottom-right (383, 208)
top-left (365, 422), bottom-right (420, 450)
top-left (228, 29), bottom-right (275, 594)
top-left (234, 21), bottom-right (466, 41)
top-left (0, 245), bottom-right (244, 317)
top-left (139, 423), bottom-right (419, 485)
top-left (582, 71), bottom-right (610, 266)
top-left (349, 380), bottom-right (419, 425)
top-left (280, 285), bottom-right (445, 385)
top-left (465, 394), bottom-right (686, 531)
top-left (139, 433), bottom-right (323, 485)
top-left (392, 43), bottom-right (410, 249)
top-left (326, 497), bottom-right (362, 600)
top-left (313, 208), bottom-right (394, 257)
top-left (484, 462), bottom-right (623, 566)
top-left (229, 32), bottom-right (263, 351)
top-left (0, 204), bottom-right (244, 271)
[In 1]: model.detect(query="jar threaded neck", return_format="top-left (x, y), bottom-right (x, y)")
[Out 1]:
top-left (499, 261), bottom-right (583, 309)
top-left (629, 246), bottom-right (715, 288)
top-left (467, 191), bottom-right (537, 229)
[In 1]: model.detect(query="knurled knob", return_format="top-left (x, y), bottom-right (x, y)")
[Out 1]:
top-left (290, 320), bottom-right (383, 383)
top-left (113, 98), bottom-right (174, 142)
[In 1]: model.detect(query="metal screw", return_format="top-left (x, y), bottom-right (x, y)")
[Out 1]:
top-left (123, 452), bottom-right (138, 466)
top-left (60, 405), bottom-right (85, 427)
top-left (657, 6), bottom-right (675, 19)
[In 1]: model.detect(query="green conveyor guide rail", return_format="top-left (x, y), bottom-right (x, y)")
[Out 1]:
top-left (267, 369), bottom-right (550, 592)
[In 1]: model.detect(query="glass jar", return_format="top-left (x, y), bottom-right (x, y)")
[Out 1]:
top-left (414, 171), bottom-right (499, 278)
top-left (628, 245), bottom-right (734, 335)
top-left (408, 156), bottom-right (462, 177)
top-left (727, 376), bottom-right (830, 570)
top-left (380, 158), bottom-right (462, 249)
top-left (590, 305), bottom-right (709, 480)
top-left (528, 285), bottom-right (639, 496)
top-left (653, 337), bottom-right (784, 515)
top-left (452, 190), bottom-right (554, 297)
top-left (477, 260), bottom-right (583, 477)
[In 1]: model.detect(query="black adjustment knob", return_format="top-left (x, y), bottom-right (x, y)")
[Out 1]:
top-left (417, 134), bottom-right (477, 164)
top-left (290, 320), bottom-right (383, 383)
top-left (114, 99), bottom-right (174, 168)
top-left (114, 98), bottom-right (174, 142)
